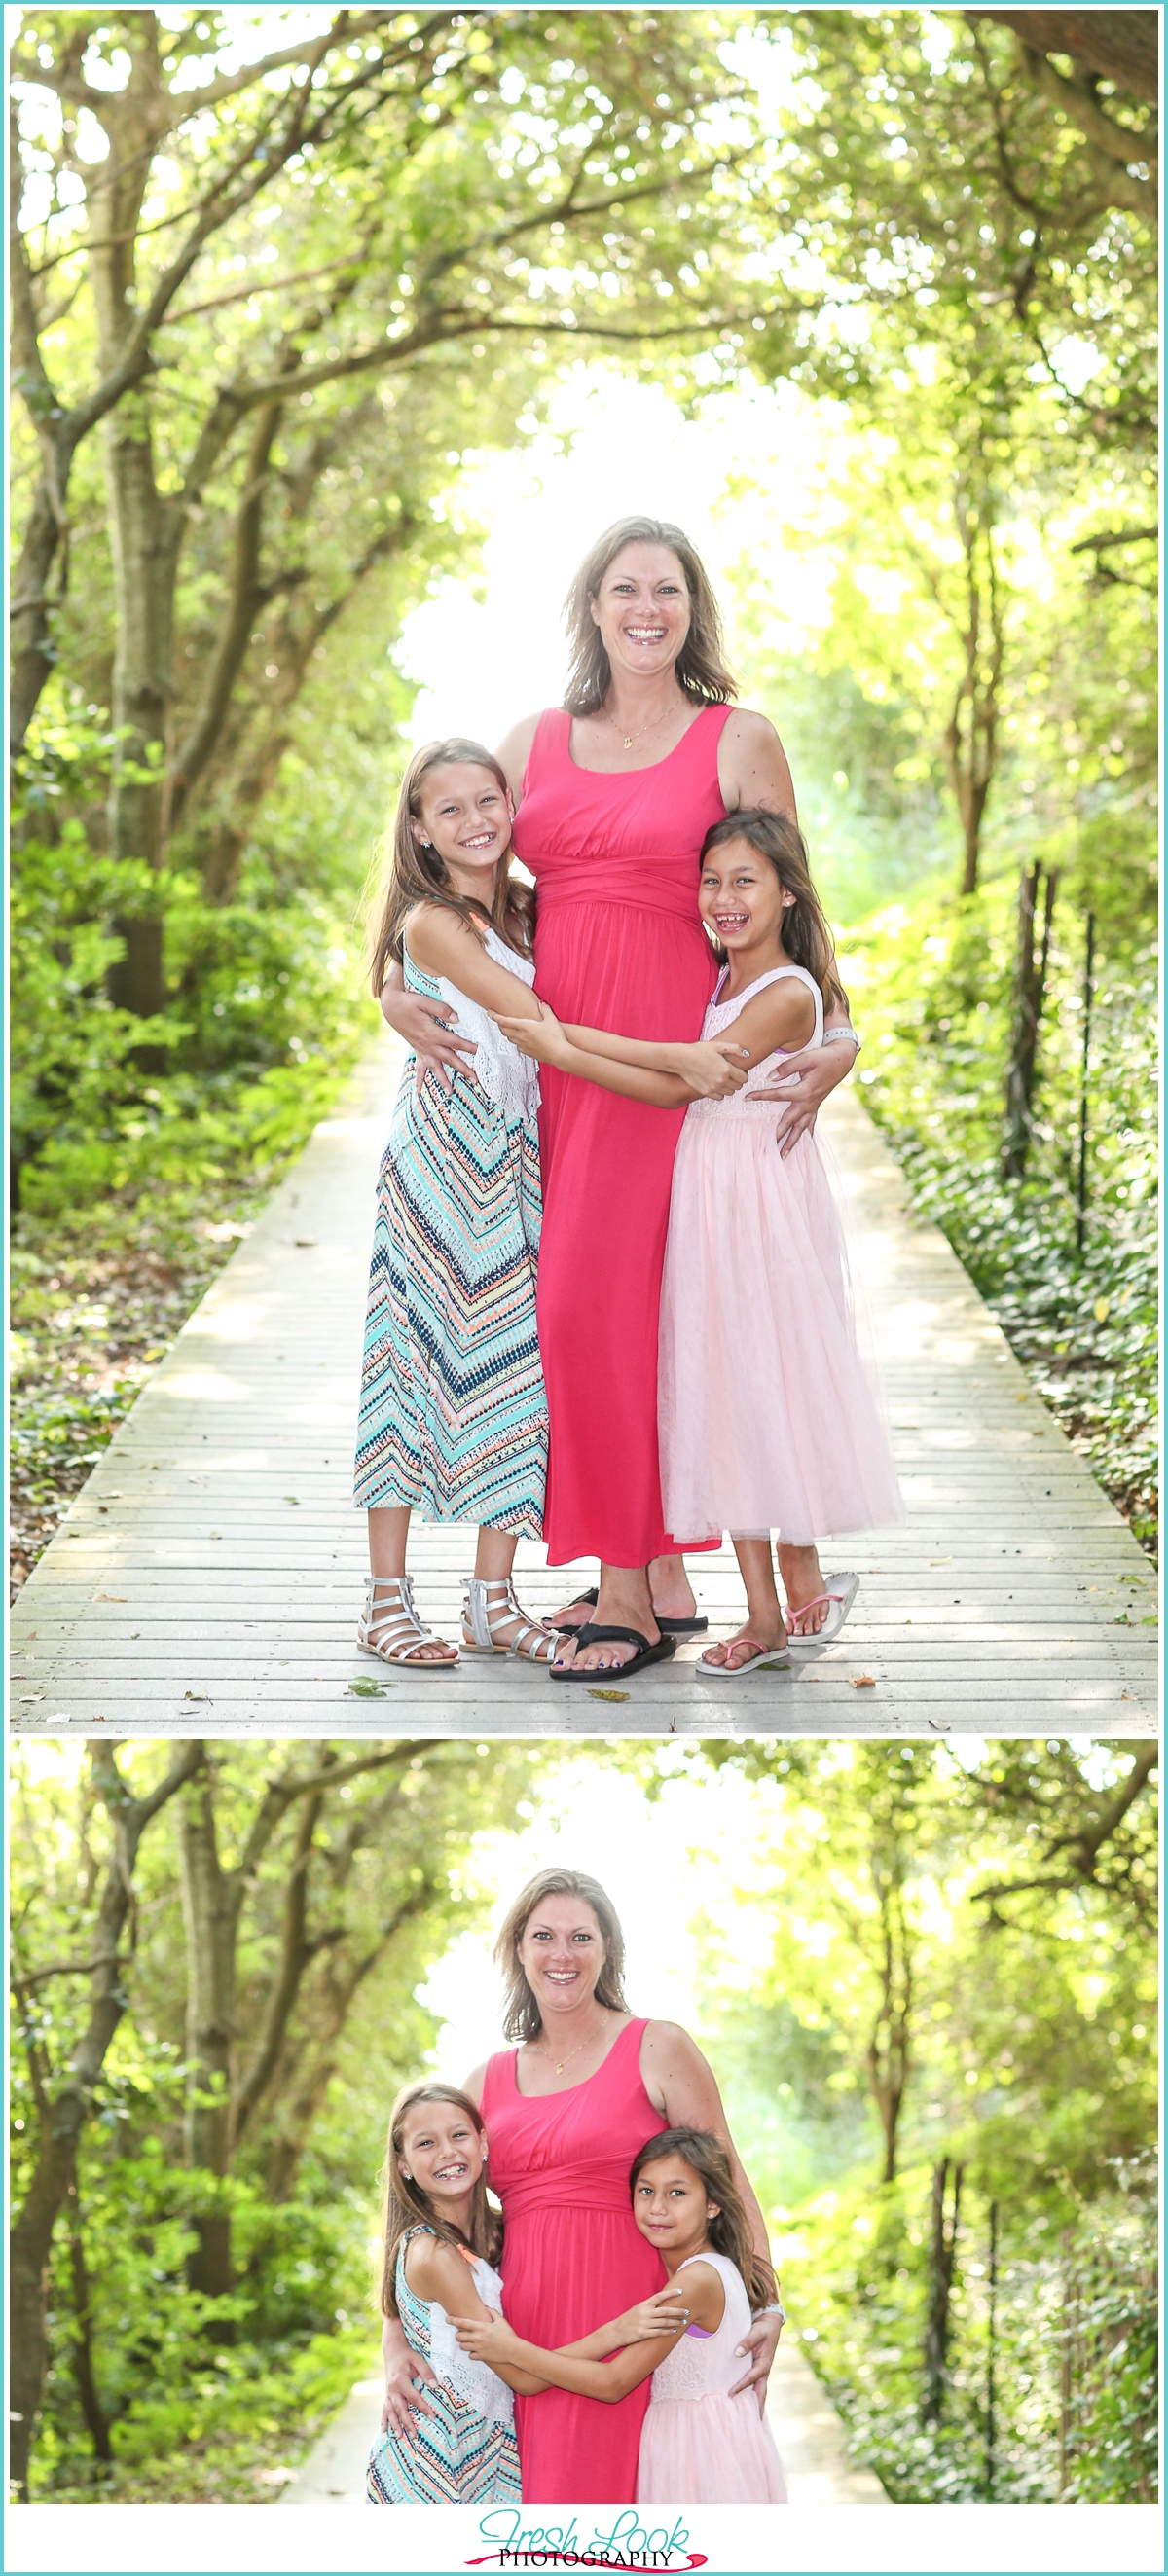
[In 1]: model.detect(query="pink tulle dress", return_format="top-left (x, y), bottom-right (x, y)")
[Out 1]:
top-left (480, 2018), bottom-right (668, 2504)
top-left (658, 964), bottom-right (904, 1544)
top-left (638, 2252), bottom-right (787, 2505)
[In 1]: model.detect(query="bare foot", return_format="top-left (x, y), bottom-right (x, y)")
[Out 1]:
top-left (777, 1542), bottom-right (828, 1637)
top-left (700, 1625), bottom-right (786, 1672)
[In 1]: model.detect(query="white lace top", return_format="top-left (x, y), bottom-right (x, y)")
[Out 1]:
top-left (685, 963), bottom-right (823, 1123)
top-left (397, 2231), bottom-right (515, 2432)
top-left (648, 2250), bottom-right (756, 2404)
top-left (403, 923), bottom-right (540, 1127)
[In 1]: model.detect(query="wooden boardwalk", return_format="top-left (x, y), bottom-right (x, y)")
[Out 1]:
top-left (275, 2338), bottom-right (888, 2507)
top-left (10, 1033), bottom-right (1157, 1736)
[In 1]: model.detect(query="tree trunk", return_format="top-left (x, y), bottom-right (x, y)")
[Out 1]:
top-left (1004, 862), bottom-right (1058, 1177)
top-left (177, 1770), bottom-right (242, 2301)
top-left (922, 2158), bottom-right (964, 2422)
top-left (866, 1875), bottom-right (912, 2183)
top-left (66, 2189), bottom-right (113, 2463)
top-left (944, 487), bottom-right (1004, 897)
top-left (8, 1743), bottom-right (203, 2496)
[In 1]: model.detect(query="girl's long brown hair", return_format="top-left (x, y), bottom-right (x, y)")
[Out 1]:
top-left (701, 809), bottom-right (847, 1015)
top-left (562, 517), bottom-right (738, 716)
top-left (375, 2081), bottom-right (501, 2321)
top-left (629, 2126), bottom-right (777, 2309)
top-left (364, 738), bottom-right (532, 999)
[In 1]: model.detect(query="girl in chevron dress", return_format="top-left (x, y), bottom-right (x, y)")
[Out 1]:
top-left (354, 740), bottom-right (560, 1671)
top-left (367, 2083), bottom-right (524, 2505)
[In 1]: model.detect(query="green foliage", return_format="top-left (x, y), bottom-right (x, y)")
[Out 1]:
top-left (846, 883), bottom-right (1157, 1552)
top-left (777, 2163), bottom-right (1157, 2504)
top-left (695, 1739), bottom-right (1158, 2502)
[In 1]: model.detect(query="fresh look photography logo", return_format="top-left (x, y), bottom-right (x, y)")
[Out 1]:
top-left (467, 2508), bottom-right (707, 2567)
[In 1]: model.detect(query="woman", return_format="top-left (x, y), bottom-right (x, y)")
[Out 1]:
top-left (378, 1867), bottom-right (785, 2506)
top-left (382, 519), bottom-right (859, 1670)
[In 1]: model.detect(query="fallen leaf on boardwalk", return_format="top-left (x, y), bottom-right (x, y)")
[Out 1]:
top-left (849, 1675), bottom-right (877, 1688)
top-left (94, 1593), bottom-right (126, 1602)
top-left (930, 1557), bottom-right (953, 1566)
top-left (928, 1719), bottom-right (951, 1732)
top-left (347, 1677), bottom-right (392, 1696)
top-left (184, 1690), bottom-right (210, 1702)
top-left (284, 1495), bottom-right (300, 1505)
top-left (588, 1687), bottom-right (630, 1702)
top-left (294, 1238), bottom-right (316, 1248)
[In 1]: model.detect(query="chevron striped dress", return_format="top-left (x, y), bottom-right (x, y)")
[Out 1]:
top-left (353, 928), bottom-right (546, 1532)
top-left (366, 2231), bottom-right (521, 2505)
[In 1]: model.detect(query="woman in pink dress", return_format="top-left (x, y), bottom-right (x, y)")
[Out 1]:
top-left (376, 1868), bottom-right (785, 2506)
top-left (383, 518), bottom-right (861, 1664)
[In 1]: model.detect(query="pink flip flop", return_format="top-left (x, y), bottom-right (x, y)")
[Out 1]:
top-left (698, 1637), bottom-right (791, 1679)
top-left (785, 1572), bottom-right (859, 1651)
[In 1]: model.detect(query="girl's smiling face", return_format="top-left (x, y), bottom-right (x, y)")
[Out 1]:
top-left (699, 838), bottom-right (794, 954)
top-left (413, 762), bottom-right (513, 883)
top-left (588, 542), bottom-right (691, 686)
top-left (516, 1894), bottom-right (606, 2019)
top-left (632, 2154), bottom-right (718, 2257)
top-left (397, 2100), bottom-right (487, 2206)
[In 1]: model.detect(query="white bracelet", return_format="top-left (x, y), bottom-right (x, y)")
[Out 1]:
top-left (821, 1026), bottom-right (860, 1050)
top-left (753, 2302), bottom-right (786, 2322)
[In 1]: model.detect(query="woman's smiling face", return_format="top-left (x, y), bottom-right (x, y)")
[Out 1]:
top-left (588, 543), bottom-right (691, 684)
top-left (516, 1894), bottom-right (606, 2017)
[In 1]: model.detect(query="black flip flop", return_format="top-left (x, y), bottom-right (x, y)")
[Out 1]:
top-left (555, 1586), bottom-right (600, 1634)
top-left (656, 1613), bottom-right (709, 1634)
top-left (551, 1623), bottom-right (677, 1682)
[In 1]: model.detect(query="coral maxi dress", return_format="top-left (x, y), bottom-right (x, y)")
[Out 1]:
top-left (481, 2017), bottom-right (668, 2504)
top-left (511, 706), bottom-right (729, 1567)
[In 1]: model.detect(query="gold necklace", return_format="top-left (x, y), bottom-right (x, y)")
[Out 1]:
top-left (602, 704), bottom-right (670, 752)
top-left (533, 2026), bottom-right (601, 2078)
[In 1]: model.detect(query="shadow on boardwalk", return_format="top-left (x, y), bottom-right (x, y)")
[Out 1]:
top-left (10, 1034), bottom-right (1157, 1734)
top-left (275, 2338), bottom-right (888, 2508)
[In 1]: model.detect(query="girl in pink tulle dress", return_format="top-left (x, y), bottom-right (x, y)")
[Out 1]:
top-left (495, 808), bottom-right (903, 1670)
top-left (454, 2125), bottom-right (787, 2506)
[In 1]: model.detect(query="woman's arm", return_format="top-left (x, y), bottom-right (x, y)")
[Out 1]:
top-left (379, 959), bottom-right (479, 1089)
top-left (380, 2310), bottom-right (442, 2434)
top-left (405, 2237), bottom-right (548, 2397)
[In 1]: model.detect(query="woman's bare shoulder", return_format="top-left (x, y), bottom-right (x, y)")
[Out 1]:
top-left (717, 707), bottom-right (796, 816)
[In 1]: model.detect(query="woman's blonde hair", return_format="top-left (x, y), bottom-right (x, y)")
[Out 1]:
top-left (364, 737), bottom-right (532, 998)
top-left (493, 1868), bottom-right (630, 2045)
top-left (701, 809), bottom-right (847, 1015)
top-left (630, 2126), bottom-right (777, 2309)
top-left (375, 2081), bottom-right (501, 2321)
top-left (562, 517), bottom-right (738, 716)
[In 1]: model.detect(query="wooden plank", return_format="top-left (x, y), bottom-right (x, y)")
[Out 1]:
top-left (10, 1039), bottom-right (1157, 1736)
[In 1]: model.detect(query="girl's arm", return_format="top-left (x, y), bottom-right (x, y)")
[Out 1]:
top-left (404, 2236), bottom-right (548, 2397)
top-left (493, 1003), bottom-right (745, 1108)
top-left (559, 982), bottom-right (818, 1074)
top-left (455, 2268), bottom-right (724, 2401)
top-left (405, 904), bottom-right (548, 1026)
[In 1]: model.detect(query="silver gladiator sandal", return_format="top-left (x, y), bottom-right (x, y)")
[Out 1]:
top-left (357, 1573), bottom-right (458, 1669)
top-left (461, 1578), bottom-right (561, 1663)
